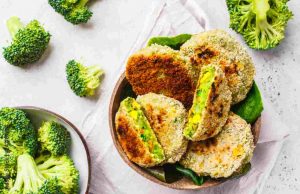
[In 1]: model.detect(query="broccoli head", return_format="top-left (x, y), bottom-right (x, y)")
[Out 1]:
top-left (66, 59), bottom-right (104, 97)
top-left (36, 154), bottom-right (80, 194)
top-left (49, 0), bottom-right (93, 24)
top-left (9, 153), bottom-right (63, 194)
top-left (0, 107), bottom-right (38, 156)
top-left (3, 16), bottom-right (51, 66)
top-left (38, 121), bottom-right (71, 156)
top-left (226, 0), bottom-right (293, 49)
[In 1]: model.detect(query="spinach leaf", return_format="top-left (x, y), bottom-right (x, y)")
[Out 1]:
top-left (147, 34), bottom-right (192, 50)
top-left (232, 82), bottom-right (263, 123)
top-left (175, 164), bottom-right (205, 185)
top-left (145, 164), bottom-right (183, 183)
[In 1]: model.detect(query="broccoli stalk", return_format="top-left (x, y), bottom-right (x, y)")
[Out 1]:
top-left (3, 17), bottom-right (51, 66)
top-left (6, 17), bottom-right (23, 38)
top-left (9, 153), bottom-right (62, 194)
top-left (66, 60), bottom-right (104, 97)
top-left (226, 0), bottom-right (293, 49)
top-left (10, 154), bottom-right (45, 193)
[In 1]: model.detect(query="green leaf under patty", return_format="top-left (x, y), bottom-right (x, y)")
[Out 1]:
top-left (232, 82), bottom-right (264, 123)
top-left (145, 164), bottom-right (183, 183)
top-left (175, 164), bottom-right (205, 185)
top-left (231, 163), bottom-right (251, 178)
top-left (147, 34), bottom-right (192, 50)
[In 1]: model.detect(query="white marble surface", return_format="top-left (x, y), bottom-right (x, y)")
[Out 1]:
top-left (0, 0), bottom-right (299, 193)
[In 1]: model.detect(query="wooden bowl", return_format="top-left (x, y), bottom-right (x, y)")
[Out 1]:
top-left (109, 73), bottom-right (261, 190)
top-left (17, 106), bottom-right (91, 194)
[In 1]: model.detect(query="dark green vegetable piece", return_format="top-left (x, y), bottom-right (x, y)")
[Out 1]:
top-left (145, 164), bottom-right (183, 183)
top-left (66, 59), bottom-right (104, 97)
top-left (0, 177), bottom-right (5, 190)
top-left (231, 163), bottom-right (251, 178)
top-left (232, 82), bottom-right (263, 123)
top-left (0, 107), bottom-right (38, 156)
top-left (147, 34), bottom-right (192, 50)
top-left (120, 83), bottom-right (137, 100)
top-left (3, 16), bottom-right (51, 66)
top-left (226, 0), bottom-right (293, 50)
top-left (38, 121), bottom-right (71, 156)
top-left (49, 0), bottom-right (93, 24)
top-left (175, 164), bottom-right (205, 186)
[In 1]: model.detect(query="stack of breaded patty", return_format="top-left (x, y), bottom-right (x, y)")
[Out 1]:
top-left (115, 29), bottom-right (256, 179)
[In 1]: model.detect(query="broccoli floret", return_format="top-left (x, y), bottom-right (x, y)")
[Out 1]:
top-left (3, 17), bottom-right (51, 66)
top-left (38, 121), bottom-right (71, 156)
top-left (0, 153), bottom-right (17, 178)
top-left (9, 153), bottom-right (63, 194)
top-left (226, 0), bottom-right (293, 49)
top-left (0, 177), bottom-right (14, 194)
top-left (49, 0), bottom-right (93, 24)
top-left (0, 107), bottom-right (38, 156)
top-left (36, 154), bottom-right (80, 194)
top-left (48, 0), bottom-right (77, 15)
top-left (66, 59), bottom-right (104, 97)
top-left (38, 179), bottom-right (64, 194)
top-left (0, 177), bottom-right (11, 194)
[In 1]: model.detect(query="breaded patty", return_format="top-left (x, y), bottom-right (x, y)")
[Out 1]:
top-left (184, 64), bottom-right (232, 141)
top-left (181, 29), bottom-right (255, 104)
top-left (126, 44), bottom-right (197, 108)
top-left (115, 97), bottom-right (165, 167)
top-left (136, 93), bottom-right (188, 164)
top-left (180, 112), bottom-right (254, 178)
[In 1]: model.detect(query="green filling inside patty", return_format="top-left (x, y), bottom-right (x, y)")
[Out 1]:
top-left (184, 66), bottom-right (216, 138)
top-left (122, 97), bottom-right (165, 161)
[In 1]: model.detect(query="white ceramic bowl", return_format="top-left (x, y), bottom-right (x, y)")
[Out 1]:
top-left (18, 106), bottom-right (91, 194)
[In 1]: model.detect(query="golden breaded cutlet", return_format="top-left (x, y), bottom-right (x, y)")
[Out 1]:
top-left (184, 64), bottom-right (232, 141)
top-left (115, 97), bottom-right (165, 167)
top-left (180, 29), bottom-right (255, 104)
top-left (137, 93), bottom-right (188, 164)
top-left (126, 44), bottom-right (197, 108)
top-left (180, 112), bottom-right (254, 178)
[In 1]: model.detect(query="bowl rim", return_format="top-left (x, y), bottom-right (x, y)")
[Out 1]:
top-left (109, 72), bottom-right (261, 190)
top-left (16, 106), bottom-right (91, 194)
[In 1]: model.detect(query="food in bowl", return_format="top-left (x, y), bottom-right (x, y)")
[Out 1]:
top-left (112, 29), bottom-right (264, 188)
